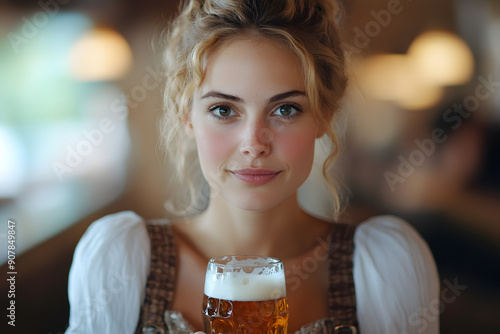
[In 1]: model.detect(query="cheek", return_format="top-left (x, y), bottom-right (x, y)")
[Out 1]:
top-left (277, 127), bottom-right (317, 167)
top-left (194, 126), bottom-right (235, 169)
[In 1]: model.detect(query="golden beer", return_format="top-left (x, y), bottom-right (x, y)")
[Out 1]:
top-left (202, 295), bottom-right (288, 334)
top-left (202, 256), bottom-right (288, 334)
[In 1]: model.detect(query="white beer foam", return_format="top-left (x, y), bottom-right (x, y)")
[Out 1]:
top-left (204, 260), bottom-right (286, 301)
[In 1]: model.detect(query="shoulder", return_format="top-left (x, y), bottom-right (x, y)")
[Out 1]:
top-left (354, 215), bottom-right (430, 253)
top-left (72, 211), bottom-right (151, 266)
top-left (66, 211), bottom-right (151, 333)
top-left (353, 215), bottom-right (440, 334)
top-left (81, 210), bottom-right (148, 238)
top-left (72, 210), bottom-right (150, 259)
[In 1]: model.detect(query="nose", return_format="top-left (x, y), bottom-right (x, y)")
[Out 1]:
top-left (240, 124), bottom-right (273, 158)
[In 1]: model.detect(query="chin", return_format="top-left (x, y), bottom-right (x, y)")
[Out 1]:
top-left (222, 191), bottom-right (291, 212)
top-left (234, 203), bottom-right (277, 212)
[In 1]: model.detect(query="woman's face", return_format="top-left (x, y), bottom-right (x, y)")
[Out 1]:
top-left (187, 34), bottom-right (322, 211)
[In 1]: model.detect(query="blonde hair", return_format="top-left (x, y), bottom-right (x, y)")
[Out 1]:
top-left (161, 0), bottom-right (348, 218)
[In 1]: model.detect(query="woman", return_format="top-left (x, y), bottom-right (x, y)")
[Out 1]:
top-left (66, 0), bottom-right (440, 333)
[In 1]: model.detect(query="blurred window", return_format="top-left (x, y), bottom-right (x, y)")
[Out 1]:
top-left (0, 12), bottom-right (131, 263)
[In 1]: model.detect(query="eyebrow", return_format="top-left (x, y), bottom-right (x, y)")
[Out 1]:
top-left (200, 90), bottom-right (306, 104)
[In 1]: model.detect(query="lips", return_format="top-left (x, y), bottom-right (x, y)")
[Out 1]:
top-left (230, 168), bottom-right (281, 186)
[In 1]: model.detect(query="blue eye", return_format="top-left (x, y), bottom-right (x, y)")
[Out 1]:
top-left (210, 105), bottom-right (236, 118)
top-left (273, 104), bottom-right (301, 118)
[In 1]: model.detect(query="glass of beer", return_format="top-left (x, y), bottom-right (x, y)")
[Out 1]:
top-left (202, 255), bottom-right (288, 334)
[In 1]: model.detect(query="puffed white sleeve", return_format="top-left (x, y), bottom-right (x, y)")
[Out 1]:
top-left (65, 211), bottom-right (151, 334)
top-left (353, 216), bottom-right (440, 334)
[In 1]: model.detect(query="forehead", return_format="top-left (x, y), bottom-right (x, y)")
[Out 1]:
top-left (199, 34), bottom-right (305, 96)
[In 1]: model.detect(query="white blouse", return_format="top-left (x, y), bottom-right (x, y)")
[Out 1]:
top-left (65, 211), bottom-right (440, 334)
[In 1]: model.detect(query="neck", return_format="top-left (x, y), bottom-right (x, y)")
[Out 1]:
top-left (194, 193), bottom-right (313, 259)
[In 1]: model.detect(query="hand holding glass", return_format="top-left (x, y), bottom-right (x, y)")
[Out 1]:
top-left (202, 256), bottom-right (289, 334)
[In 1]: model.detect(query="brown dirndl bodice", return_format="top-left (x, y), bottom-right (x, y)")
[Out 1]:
top-left (137, 220), bottom-right (359, 334)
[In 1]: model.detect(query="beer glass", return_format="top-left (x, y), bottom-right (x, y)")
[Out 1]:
top-left (202, 256), bottom-right (288, 334)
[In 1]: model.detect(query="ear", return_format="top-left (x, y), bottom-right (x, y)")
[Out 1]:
top-left (183, 113), bottom-right (195, 138)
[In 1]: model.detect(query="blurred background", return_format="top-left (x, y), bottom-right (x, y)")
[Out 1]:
top-left (0, 0), bottom-right (498, 333)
